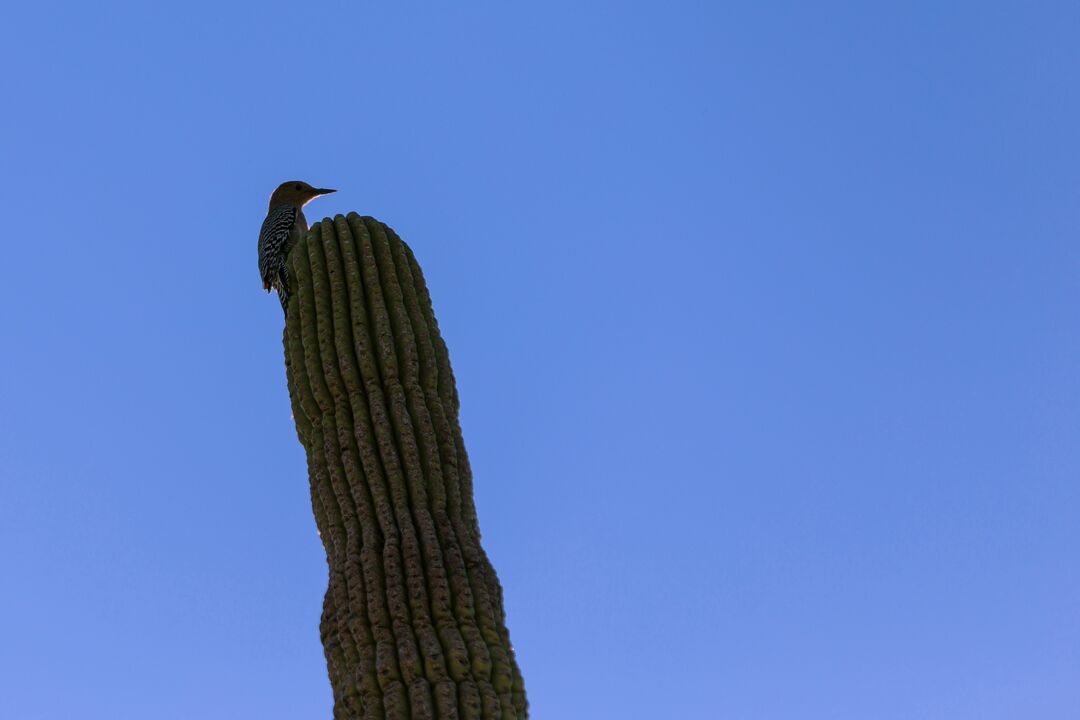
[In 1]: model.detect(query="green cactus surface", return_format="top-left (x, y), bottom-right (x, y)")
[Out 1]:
top-left (282, 213), bottom-right (527, 720)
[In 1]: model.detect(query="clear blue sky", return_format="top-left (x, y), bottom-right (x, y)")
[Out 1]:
top-left (1, 2), bottom-right (1077, 718)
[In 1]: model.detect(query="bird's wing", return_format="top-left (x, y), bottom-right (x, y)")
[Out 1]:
top-left (258, 205), bottom-right (298, 290)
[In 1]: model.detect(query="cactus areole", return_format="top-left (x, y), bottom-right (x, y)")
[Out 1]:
top-left (282, 213), bottom-right (527, 719)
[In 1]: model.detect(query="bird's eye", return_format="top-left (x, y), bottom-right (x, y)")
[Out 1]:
top-left (295, 184), bottom-right (303, 190)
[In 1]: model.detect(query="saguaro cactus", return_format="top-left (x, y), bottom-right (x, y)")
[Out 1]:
top-left (282, 213), bottom-right (527, 720)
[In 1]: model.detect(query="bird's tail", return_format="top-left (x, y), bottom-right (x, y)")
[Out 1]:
top-left (276, 266), bottom-right (290, 316)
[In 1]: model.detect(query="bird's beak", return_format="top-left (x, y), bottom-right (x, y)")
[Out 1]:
top-left (316, 188), bottom-right (336, 196)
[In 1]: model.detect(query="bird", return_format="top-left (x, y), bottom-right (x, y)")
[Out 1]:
top-left (258, 180), bottom-right (336, 314)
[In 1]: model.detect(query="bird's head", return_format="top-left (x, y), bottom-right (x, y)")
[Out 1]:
top-left (269, 180), bottom-right (336, 209)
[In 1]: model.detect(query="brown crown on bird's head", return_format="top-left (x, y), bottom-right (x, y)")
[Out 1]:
top-left (269, 180), bottom-right (336, 208)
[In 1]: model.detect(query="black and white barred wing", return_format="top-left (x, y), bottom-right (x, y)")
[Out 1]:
top-left (258, 204), bottom-right (298, 292)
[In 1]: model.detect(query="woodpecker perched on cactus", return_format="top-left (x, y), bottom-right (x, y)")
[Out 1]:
top-left (258, 181), bottom-right (335, 314)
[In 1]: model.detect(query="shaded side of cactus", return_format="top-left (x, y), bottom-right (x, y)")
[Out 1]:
top-left (282, 213), bottom-right (527, 720)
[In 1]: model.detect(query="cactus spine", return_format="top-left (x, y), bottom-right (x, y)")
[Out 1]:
top-left (283, 213), bottom-right (527, 720)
